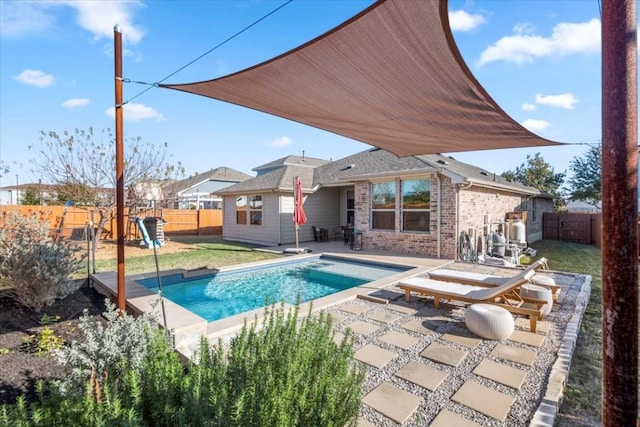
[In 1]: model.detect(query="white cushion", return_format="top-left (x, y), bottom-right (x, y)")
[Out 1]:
top-left (465, 304), bottom-right (514, 340)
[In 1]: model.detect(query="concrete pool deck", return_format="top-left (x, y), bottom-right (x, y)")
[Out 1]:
top-left (90, 242), bottom-right (590, 426)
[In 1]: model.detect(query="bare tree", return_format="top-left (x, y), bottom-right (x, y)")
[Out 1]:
top-left (30, 128), bottom-right (184, 241)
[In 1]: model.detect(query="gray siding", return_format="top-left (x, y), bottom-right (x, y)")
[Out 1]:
top-left (279, 187), bottom-right (342, 244)
top-left (222, 193), bottom-right (281, 245)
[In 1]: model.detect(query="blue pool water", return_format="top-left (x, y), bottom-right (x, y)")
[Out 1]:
top-left (137, 256), bottom-right (410, 321)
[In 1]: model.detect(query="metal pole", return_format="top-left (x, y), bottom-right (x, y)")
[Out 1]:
top-left (114, 25), bottom-right (126, 313)
top-left (294, 177), bottom-right (299, 249)
top-left (601, 0), bottom-right (638, 424)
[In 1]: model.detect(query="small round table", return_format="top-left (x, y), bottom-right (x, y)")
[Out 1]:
top-left (465, 304), bottom-right (514, 340)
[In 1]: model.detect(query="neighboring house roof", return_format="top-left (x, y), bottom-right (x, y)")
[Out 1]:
top-left (252, 155), bottom-right (329, 175)
top-left (218, 164), bottom-right (316, 195)
top-left (218, 148), bottom-right (552, 198)
top-left (0, 183), bottom-right (61, 192)
top-left (164, 166), bottom-right (252, 196)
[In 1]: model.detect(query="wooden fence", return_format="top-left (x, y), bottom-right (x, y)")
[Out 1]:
top-left (0, 205), bottom-right (222, 239)
top-left (542, 212), bottom-right (631, 251)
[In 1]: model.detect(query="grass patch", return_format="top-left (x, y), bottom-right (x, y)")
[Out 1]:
top-left (529, 240), bottom-right (602, 425)
top-left (76, 237), bottom-right (283, 278)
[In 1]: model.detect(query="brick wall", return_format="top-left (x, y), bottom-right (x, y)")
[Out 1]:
top-left (352, 175), bottom-right (458, 259)
top-left (351, 175), bottom-right (550, 259)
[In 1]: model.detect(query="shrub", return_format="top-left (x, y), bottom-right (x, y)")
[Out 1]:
top-left (1, 302), bottom-right (365, 426)
top-left (55, 299), bottom-right (165, 395)
top-left (0, 211), bottom-right (84, 311)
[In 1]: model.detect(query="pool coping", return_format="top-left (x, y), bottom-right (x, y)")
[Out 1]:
top-left (90, 252), bottom-right (446, 356)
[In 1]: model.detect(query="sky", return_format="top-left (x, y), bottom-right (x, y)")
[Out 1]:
top-left (0, 0), bottom-right (609, 187)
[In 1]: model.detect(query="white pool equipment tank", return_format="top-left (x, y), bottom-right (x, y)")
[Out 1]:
top-left (512, 219), bottom-right (526, 244)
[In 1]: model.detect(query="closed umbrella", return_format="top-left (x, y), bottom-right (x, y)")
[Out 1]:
top-left (293, 176), bottom-right (306, 249)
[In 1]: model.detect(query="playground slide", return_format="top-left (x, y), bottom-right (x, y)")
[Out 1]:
top-left (135, 217), bottom-right (162, 249)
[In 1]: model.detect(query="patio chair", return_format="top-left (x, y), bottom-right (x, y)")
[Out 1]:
top-left (312, 226), bottom-right (329, 242)
top-left (396, 269), bottom-right (547, 332)
top-left (427, 257), bottom-right (560, 300)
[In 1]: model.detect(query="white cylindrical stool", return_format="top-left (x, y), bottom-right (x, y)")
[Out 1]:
top-left (520, 283), bottom-right (553, 317)
top-left (465, 304), bottom-right (514, 340)
top-left (531, 275), bottom-right (556, 290)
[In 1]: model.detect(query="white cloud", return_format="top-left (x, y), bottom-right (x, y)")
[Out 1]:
top-left (522, 103), bottom-right (537, 111)
top-left (521, 119), bottom-right (550, 132)
top-left (104, 102), bottom-right (165, 122)
top-left (14, 69), bottom-right (54, 87)
top-left (479, 18), bottom-right (600, 65)
top-left (448, 10), bottom-right (486, 32)
top-left (269, 136), bottom-right (293, 148)
top-left (61, 98), bottom-right (89, 108)
top-left (535, 93), bottom-right (578, 109)
top-left (0, 1), bottom-right (144, 45)
top-left (61, 0), bottom-right (145, 45)
top-left (0, 1), bottom-right (55, 37)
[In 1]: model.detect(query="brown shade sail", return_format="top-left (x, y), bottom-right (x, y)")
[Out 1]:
top-left (161, 0), bottom-right (563, 157)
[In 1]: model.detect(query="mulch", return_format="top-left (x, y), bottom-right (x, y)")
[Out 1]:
top-left (0, 282), bottom-right (107, 405)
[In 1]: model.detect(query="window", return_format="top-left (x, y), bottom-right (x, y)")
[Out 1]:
top-left (236, 196), bottom-right (247, 224)
top-left (371, 181), bottom-right (395, 230)
top-left (249, 195), bottom-right (263, 225)
top-left (401, 179), bottom-right (430, 232)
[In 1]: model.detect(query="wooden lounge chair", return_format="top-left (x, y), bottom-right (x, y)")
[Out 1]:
top-left (397, 269), bottom-right (547, 332)
top-left (427, 257), bottom-right (560, 300)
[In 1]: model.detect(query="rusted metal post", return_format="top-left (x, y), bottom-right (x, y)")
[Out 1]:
top-left (114, 25), bottom-right (126, 313)
top-left (601, 0), bottom-right (638, 424)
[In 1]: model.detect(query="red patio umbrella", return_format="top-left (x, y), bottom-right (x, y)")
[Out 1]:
top-left (293, 176), bottom-right (306, 249)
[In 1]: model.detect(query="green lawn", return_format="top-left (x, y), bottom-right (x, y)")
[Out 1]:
top-left (77, 236), bottom-right (283, 278)
top-left (529, 240), bottom-right (603, 426)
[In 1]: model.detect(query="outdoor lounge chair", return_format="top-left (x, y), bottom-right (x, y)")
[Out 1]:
top-left (427, 257), bottom-right (560, 300)
top-left (396, 269), bottom-right (547, 332)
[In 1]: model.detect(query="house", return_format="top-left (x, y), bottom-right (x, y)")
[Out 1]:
top-left (163, 167), bottom-right (252, 210)
top-left (217, 149), bottom-right (555, 259)
top-left (0, 183), bottom-right (74, 205)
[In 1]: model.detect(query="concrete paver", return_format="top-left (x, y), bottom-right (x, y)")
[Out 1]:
top-left (346, 320), bottom-right (380, 336)
top-left (452, 380), bottom-right (516, 421)
top-left (379, 330), bottom-right (420, 350)
top-left (354, 344), bottom-right (397, 368)
top-left (509, 329), bottom-right (546, 347)
top-left (441, 332), bottom-right (482, 349)
top-left (395, 360), bottom-right (449, 391)
top-left (473, 359), bottom-right (528, 389)
top-left (401, 318), bottom-right (437, 336)
top-left (387, 303), bottom-right (418, 315)
top-left (430, 409), bottom-right (483, 427)
top-left (420, 342), bottom-right (468, 367)
top-left (362, 382), bottom-right (422, 424)
top-left (368, 310), bottom-right (402, 324)
top-left (328, 312), bottom-right (347, 324)
top-left (490, 343), bottom-right (537, 366)
top-left (357, 417), bottom-right (377, 427)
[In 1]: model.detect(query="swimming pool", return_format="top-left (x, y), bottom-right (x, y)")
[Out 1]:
top-left (136, 256), bottom-right (410, 322)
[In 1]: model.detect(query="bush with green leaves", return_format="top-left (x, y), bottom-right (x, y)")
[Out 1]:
top-left (55, 298), bottom-right (165, 396)
top-left (1, 302), bottom-right (365, 426)
top-left (0, 210), bottom-right (83, 311)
